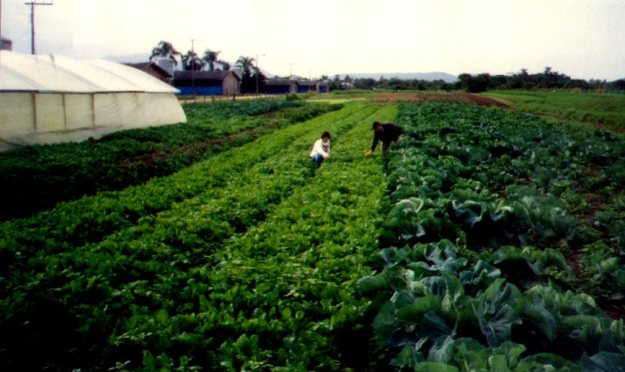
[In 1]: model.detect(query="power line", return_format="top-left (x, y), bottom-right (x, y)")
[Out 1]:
top-left (24, 1), bottom-right (53, 55)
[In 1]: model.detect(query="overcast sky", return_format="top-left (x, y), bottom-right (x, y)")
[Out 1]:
top-left (2, 0), bottom-right (625, 81)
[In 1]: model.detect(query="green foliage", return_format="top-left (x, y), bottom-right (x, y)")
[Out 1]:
top-left (363, 102), bottom-right (625, 369)
top-left (457, 73), bottom-right (489, 93)
top-left (0, 100), bottom-right (339, 220)
top-left (485, 90), bottom-right (625, 131)
top-left (363, 240), bottom-right (625, 369)
top-left (183, 99), bottom-right (306, 120)
top-left (0, 103), bottom-right (396, 370)
top-left (606, 159), bottom-right (625, 187)
top-left (3, 97), bottom-right (625, 370)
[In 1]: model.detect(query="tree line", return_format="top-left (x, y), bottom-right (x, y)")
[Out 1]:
top-left (326, 75), bottom-right (454, 92)
top-left (456, 67), bottom-right (623, 93)
top-left (149, 41), bottom-right (625, 94)
top-left (334, 67), bottom-right (623, 93)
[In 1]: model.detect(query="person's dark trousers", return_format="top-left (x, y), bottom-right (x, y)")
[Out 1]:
top-left (382, 141), bottom-right (391, 157)
top-left (311, 154), bottom-right (324, 167)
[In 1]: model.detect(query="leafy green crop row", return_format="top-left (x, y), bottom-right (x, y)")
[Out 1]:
top-left (0, 100), bottom-right (339, 221)
top-left (484, 90), bottom-right (625, 130)
top-left (0, 104), bottom-right (362, 283)
top-left (202, 106), bottom-right (396, 370)
top-left (5, 98), bottom-right (624, 370)
top-left (183, 100), bottom-right (307, 120)
top-left (362, 102), bottom-right (625, 370)
top-left (0, 103), bottom-right (395, 370)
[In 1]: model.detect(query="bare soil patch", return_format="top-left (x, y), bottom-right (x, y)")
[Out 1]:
top-left (370, 92), bottom-right (510, 108)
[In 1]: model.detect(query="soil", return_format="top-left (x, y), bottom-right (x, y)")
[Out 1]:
top-left (370, 92), bottom-right (510, 108)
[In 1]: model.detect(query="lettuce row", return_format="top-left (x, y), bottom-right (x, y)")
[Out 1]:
top-left (0, 104), bottom-right (388, 370)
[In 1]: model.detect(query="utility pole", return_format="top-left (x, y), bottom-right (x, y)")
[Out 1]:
top-left (255, 53), bottom-right (265, 96)
top-left (189, 38), bottom-right (202, 61)
top-left (189, 38), bottom-right (202, 99)
top-left (24, 1), bottom-right (52, 55)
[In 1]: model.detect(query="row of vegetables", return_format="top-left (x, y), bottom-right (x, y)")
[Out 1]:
top-left (3, 99), bottom-right (625, 370)
top-left (0, 100), bottom-right (338, 220)
top-left (0, 103), bottom-right (396, 370)
top-left (361, 102), bottom-right (625, 370)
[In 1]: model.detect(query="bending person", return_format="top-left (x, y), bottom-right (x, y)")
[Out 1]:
top-left (365, 121), bottom-right (403, 157)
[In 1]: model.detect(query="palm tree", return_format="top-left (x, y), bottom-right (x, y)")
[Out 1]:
top-left (150, 41), bottom-right (181, 66)
top-left (236, 56), bottom-right (256, 94)
top-left (202, 50), bottom-right (220, 71)
top-left (235, 56), bottom-right (255, 78)
top-left (201, 49), bottom-right (231, 71)
top-left (182, 50), bottom-right (204, 71)
top-left (218, 61), bottom-right (231, 71)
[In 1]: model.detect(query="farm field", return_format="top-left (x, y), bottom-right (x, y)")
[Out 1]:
top-left (484, 90), bottom-right (625, 132)
top-left (0, 100), bottom-right (340, 221)
top-left (1, 92), bottom-right (625, 370)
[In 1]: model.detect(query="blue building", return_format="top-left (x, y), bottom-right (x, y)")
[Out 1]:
top-left (317, 81), bottom-right (330, 93)
top-left (173, 70), bottom-right (240, 96)
top-left (264, 79), bottom-right (329, 94)
top-left (297, 81), bottom-right (316, 93)
top-left (264, 79), bottom-right (298, 94)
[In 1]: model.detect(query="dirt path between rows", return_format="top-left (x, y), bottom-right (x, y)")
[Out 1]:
top-left (370, 92), bottom-right (510, 108)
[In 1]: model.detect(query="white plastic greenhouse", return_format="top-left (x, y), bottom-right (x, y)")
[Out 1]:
top-left (0, 51), bottom-right (186, 151)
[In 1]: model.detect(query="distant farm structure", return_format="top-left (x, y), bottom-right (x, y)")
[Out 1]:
top-left (257, 78), bottom-right (329, 95)
top-left (264, 79), bottom-right (297, 94)
top-left (173, 71), bottom-right (241, 96)
top-left (171, 74), bottom-right (329, 97)
top-left (124, 62), bottom-right (173, 83)
top-left (0, 51), bottom-right (186, 151)
top-left (1, 35), bottom-right (12, 51)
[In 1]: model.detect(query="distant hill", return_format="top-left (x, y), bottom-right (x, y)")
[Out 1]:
top-left (338, 72), bottom-right (457, 83)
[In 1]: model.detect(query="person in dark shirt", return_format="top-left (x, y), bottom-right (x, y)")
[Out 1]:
top-left (365, 121), bottom-right (403, 157)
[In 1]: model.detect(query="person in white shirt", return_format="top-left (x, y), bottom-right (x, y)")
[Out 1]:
top-left (310, 131), bottom-right (331, 167)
